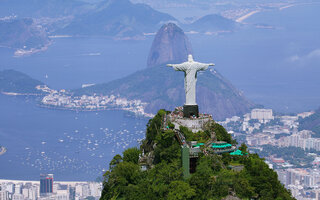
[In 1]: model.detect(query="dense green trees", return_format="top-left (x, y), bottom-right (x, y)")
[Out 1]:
top-left (123, 148), bottom-right (141, 164)
top-left (180, 126), bottom-right (211, 142)
top-left (100, 110), bottom-right (295, 200)
top-left (259, 145), bottom-right (313, 167)
top-left (141, 109), bottom-right (166, 152)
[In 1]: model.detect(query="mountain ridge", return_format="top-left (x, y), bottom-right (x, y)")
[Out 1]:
top-left (0, 69), bottom-right (45, 94)
top-left (56, 0), bottom-right (176, 38)
top-left (0, 18), bottom-right (50, 51)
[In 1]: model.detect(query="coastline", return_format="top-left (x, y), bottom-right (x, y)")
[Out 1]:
top-left (37, 103), bottom-right (153, 118)
top-left (1, 90), bottom-right (153, 118)
top-left (236, 10), bottom-right (261, 23)
top-left (13, 40), bottom-right (52, 57)
top-left (236, 2), bottom-right (320, 24)
top-left (1, 92), bottom-right (43, 96)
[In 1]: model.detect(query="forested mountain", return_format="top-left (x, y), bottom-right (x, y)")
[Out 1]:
top-left (100, 110), bottom-right (295, 200)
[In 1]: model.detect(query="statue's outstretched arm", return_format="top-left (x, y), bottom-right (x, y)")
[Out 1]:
top-left (167, 63), bottom-right (186, 71)
top-left (196, 63), bottom-right (214, 71)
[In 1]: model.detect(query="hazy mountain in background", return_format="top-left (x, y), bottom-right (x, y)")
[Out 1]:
top-left (147, 23), bottom-right (192, 68)
top-left (56, 0), bottom-right (176, 38)
top-left (184, 14), bottom-right (237, 33)
top-left (0, 18), bottom-right (50, 50)
top-left (0, 70), bottom-right (45, 94)
top-left (74, 23), bottom-right (254, 120)
top-left (0, 0), bottom-right (90, 18)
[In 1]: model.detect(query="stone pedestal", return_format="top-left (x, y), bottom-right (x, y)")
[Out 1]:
top-left (183, 105), bottom-right (199, 118)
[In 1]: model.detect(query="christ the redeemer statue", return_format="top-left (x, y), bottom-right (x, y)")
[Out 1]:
top-left (167, 54), bottom-right (214, 117)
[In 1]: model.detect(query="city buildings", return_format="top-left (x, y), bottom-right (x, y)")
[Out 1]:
top-left (40, 174), bottom-right (53, 197)
top-left (0, 178), bottom-right (102, 200)
top-left (218, 108), bottom-right (319, 200)
top-left (251, 108), bottom-right (274, 122)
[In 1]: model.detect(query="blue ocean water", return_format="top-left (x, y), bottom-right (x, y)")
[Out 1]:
top-left (0, 37), bottom-right (153, 89)
top-left (0, 94), bottom-right (148, 181)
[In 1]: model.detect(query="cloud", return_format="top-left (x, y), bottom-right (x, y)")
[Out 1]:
top-left (288, 49), bottom-right (320, 63)
top-left (307, 49), bottom-right (320, 59)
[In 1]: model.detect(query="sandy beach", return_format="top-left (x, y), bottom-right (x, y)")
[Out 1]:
top-left (236, 10), bottom-right (261, 23)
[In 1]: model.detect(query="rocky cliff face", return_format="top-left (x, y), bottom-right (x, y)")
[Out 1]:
top-left (147, 23), bottom-right (193, 68)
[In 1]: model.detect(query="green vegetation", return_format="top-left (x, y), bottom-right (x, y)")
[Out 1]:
top-left (259, 145), bottom-right (313, 168)
top-left (180, 126), bottom-right (210, 143)
top-left (100, 110), bottom-right (294, 200)
top-left (123, 147), bottom-right (141, 164)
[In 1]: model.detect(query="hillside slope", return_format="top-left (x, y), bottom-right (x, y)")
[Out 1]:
top-left (299, 108), bottom-right (320, 137)
top-left (0, 18), bottom-right (50, 50)
top-left (184, 14), bottom-right (237, 33)
top-left (0, 70), bottom-right (45, 94)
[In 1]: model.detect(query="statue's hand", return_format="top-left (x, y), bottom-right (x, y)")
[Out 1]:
top-left (167, 64), bottom-right (173, 67)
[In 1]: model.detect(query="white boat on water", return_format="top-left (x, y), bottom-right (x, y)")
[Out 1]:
top-left (0, 146), bottom-right (7, 155)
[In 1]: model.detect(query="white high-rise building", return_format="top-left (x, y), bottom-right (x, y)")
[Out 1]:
top-left (0, 191), bottom-right (9, 200)
top-left (14, 184), bottom-right (22, 195)
top-left (251, 109), bottom-right (274, 121)
top-left (12, 194), bottom-right (23, 200)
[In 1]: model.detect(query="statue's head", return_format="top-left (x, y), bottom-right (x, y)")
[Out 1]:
top-left (188, 54), bottom-right (194, 62)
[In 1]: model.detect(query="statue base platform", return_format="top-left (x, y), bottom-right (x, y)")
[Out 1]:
top-left (183, 105), bottom-right (199, 118)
